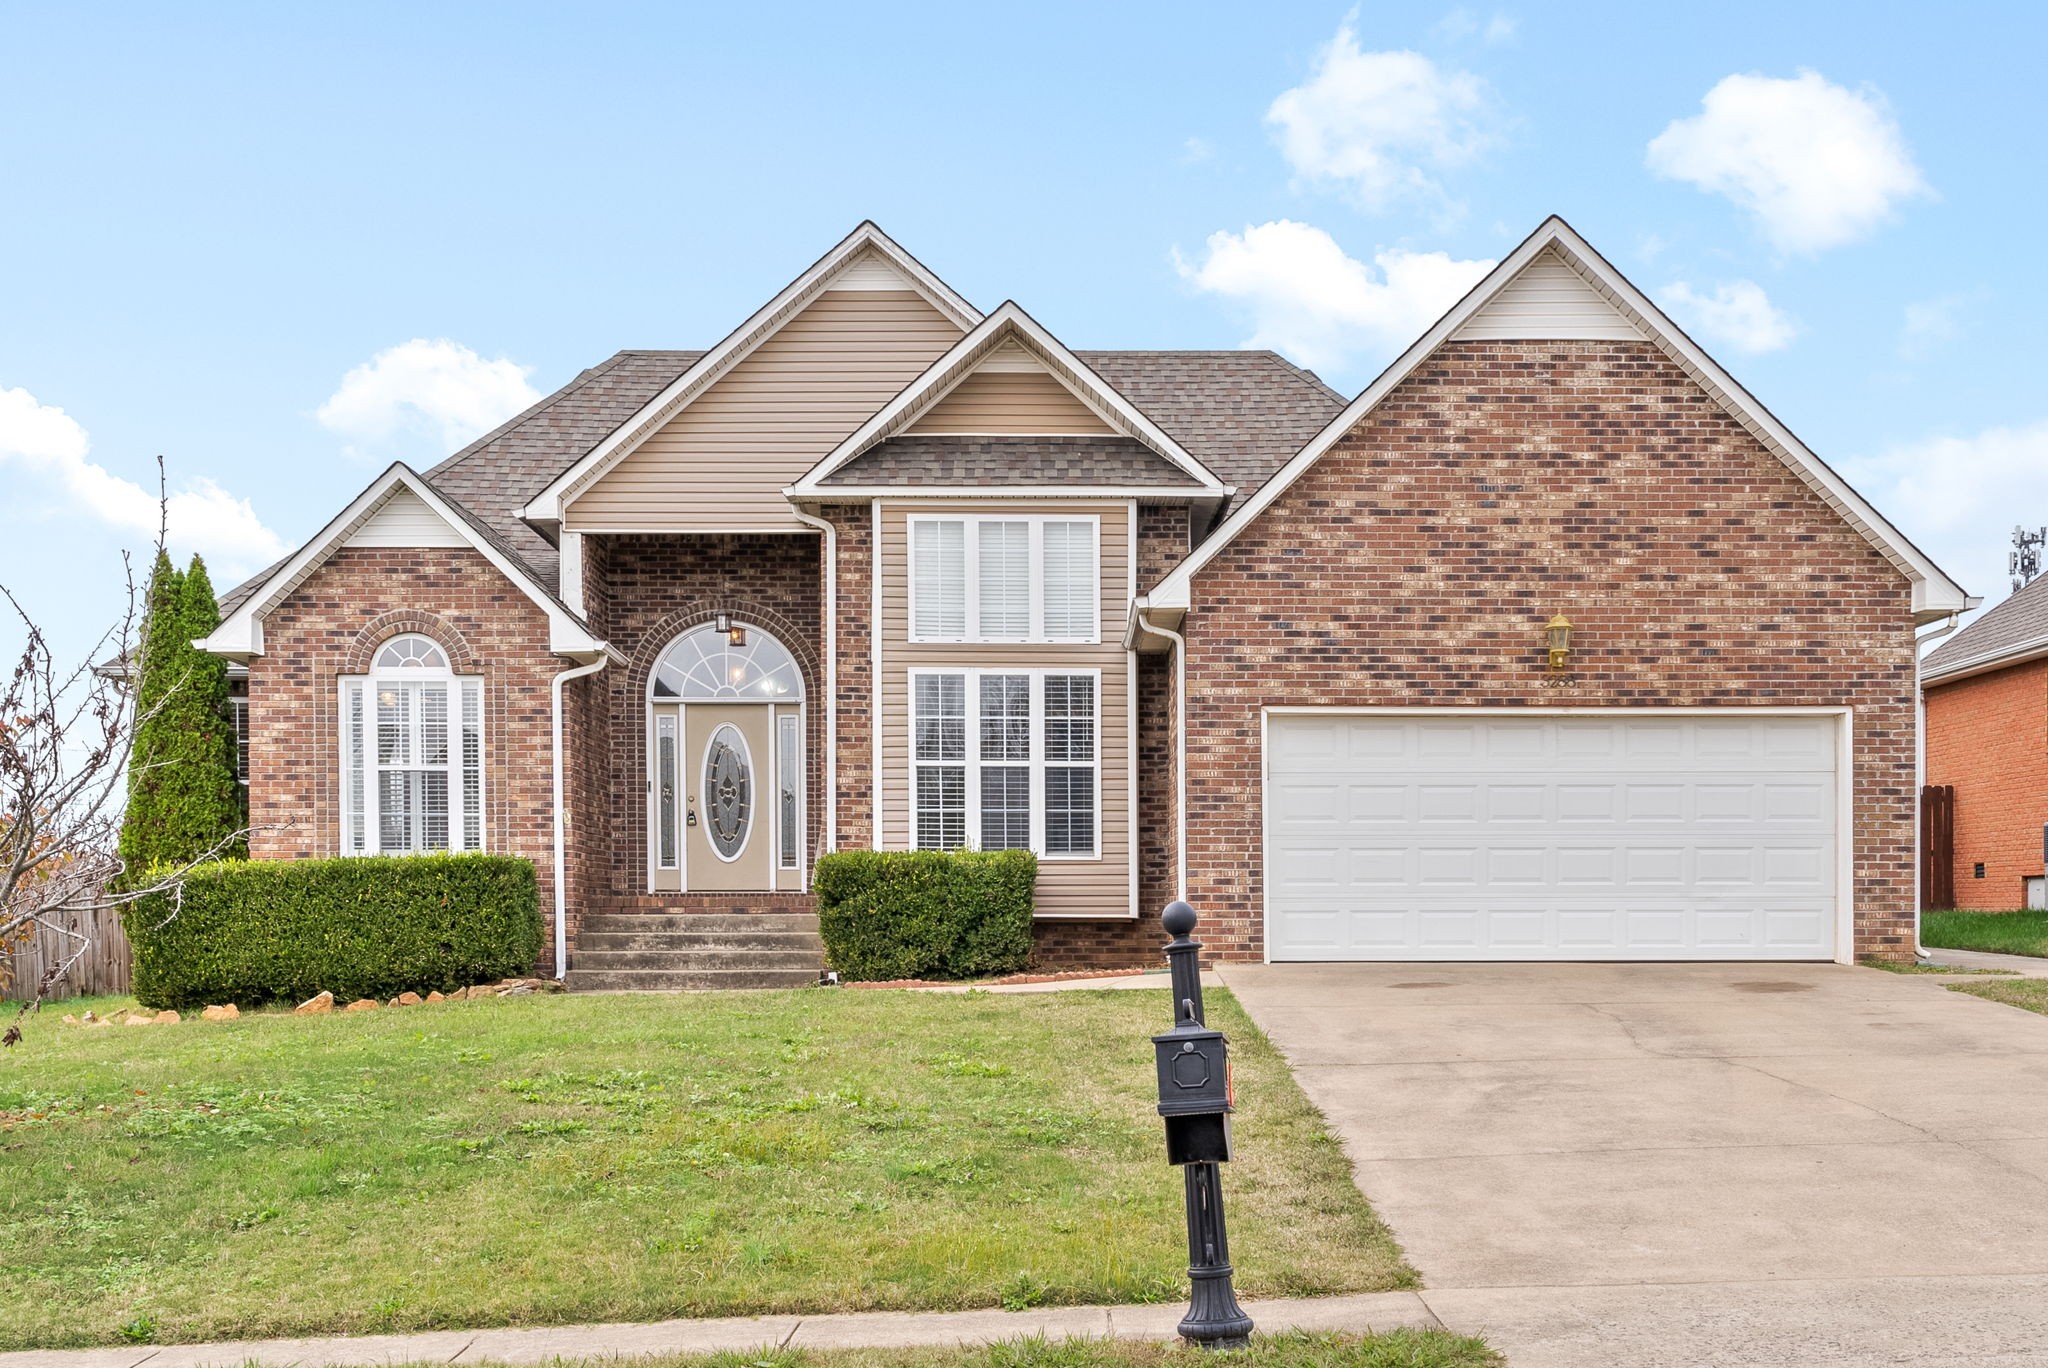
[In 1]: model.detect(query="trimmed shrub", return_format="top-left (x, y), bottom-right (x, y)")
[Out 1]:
top-left (124, 853), bottom-right (541, 1010)
top-left (815, 849), bottom-right (1035, 982)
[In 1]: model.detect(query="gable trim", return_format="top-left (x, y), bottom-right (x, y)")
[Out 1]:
top-left (1147, 215), bottom-right (1970, 623)
top-left (199, 464), bottom-right (606, 660)
top-left (520, 222), bottom-right (984, 528)
top-left (787, 302), bottom-right (1232, 498)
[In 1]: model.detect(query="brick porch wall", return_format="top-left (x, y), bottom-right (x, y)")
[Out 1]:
top-left (1177, 340), bottom-right (1921, 963)
top-left (246, 547), bottom-right (566, 969)
top-left (1926, 659), bottom-right (2048, 909)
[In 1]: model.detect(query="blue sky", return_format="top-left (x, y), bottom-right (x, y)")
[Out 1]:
top-left (5, 1), bottom-right (2044, 667)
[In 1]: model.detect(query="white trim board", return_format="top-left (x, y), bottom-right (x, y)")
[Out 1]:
top-left (197, 464), bottom-right (606, 661)
top-left (788, 302), bottom-right (1231, 498)
top-left (522, 221), bottom-right (984, 529)
top-left (1147, 216), bottom-right (1970, 625)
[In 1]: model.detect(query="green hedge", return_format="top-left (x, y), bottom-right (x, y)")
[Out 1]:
top-left (124, 853), bottom-right (541, 1010)
top-left (815, 849), bottom-right (1036, 982)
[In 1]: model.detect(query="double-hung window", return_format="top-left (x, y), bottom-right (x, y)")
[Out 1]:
top-left (340, 635), bottom-right (483, 855)
top-left (909, 516), bottom-right (1098, 643)
top-left (912, 669), bottom-right (1097, 858)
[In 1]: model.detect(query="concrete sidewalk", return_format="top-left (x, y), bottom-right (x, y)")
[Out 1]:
top-left (1921, 945), bottom-right (2048, 977)
top-left (0, 1293), bottom-right (1442, 1368)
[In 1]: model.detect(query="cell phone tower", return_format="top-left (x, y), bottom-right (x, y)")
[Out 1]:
top-left (2014, 525), bottom-right (2048, 594)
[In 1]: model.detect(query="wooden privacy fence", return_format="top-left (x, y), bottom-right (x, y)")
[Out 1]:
top-left (2, 905), bottom-right (132, 1002)
top-left (1921, 783), bottom-right (1956, 913)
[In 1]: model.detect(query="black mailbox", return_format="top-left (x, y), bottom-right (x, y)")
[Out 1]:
top-left (1154, 1006), bottom-right (1233, 1165)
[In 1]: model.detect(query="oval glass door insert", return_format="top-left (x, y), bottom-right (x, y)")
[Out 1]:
top-left (703, 724), bottom-right (752, 859)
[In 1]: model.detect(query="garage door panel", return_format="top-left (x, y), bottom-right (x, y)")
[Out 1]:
top-left (1267, 714), bottom-right (1840, 962)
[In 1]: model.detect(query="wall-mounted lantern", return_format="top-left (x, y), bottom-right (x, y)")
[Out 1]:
top-left (715, 613), bottom-right (747, 647)
top-left (1545, 614), bottom-right (1573, 673)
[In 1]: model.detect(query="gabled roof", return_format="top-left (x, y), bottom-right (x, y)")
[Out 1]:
top-left (198, 464), bottom-right (607, 661)
top-left (1147, 216), bottom-right (1973, 624)
top-left (1924, 575), bottom-right (2048, 683)
top-left (788, 302), bottom-right (1230, 498)
top-left (520, 222), bottom-right (983, 528)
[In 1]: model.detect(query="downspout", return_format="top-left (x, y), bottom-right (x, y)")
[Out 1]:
top-left (1913, 610), bottom-right (1964, 962)
top-left (551, 654), bottom-right (609, 980)
top-left (1136, 607), bottom-right (1188, 902)
top-left (790, 508), bottom-right (837, 861)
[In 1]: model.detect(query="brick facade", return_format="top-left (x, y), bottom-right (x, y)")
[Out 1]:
top-left (582, 532), bottom-right (824, 903)
top-left (246, 547), bottom-right (568, 968)
top-left (1175, 340), bottom-right (1920, 963)
top-left (1926, 659), bottom-right (2048, 909)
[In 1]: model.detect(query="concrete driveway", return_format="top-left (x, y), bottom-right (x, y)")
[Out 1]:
top-left (1216, 961), bottom-right (2048, 1366)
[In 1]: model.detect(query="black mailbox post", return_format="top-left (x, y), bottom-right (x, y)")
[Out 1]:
top-left (1153, 901), bottom-right (1253, 1350)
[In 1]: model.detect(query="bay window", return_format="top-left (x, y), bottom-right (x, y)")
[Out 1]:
top-left (340, 635), bottom-right (483, 855)
top-left (912, 668), bottom-right (1097, 858)
top-left (909, 516), bottom-right (1098, 643)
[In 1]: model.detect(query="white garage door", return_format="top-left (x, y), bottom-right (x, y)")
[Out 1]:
top-left (1265, 713), bottom-right (1840, 961)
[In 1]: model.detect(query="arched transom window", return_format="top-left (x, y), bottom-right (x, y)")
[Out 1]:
top-left (651, 623), bottom-right (804, 701)
top-left (340, 633), bottom-right (483, 855)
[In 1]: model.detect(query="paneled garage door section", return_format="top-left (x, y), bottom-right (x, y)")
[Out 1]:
top-left (1266, 714), bottom-right (1839, 961)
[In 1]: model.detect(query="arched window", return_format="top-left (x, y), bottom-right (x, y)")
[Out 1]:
top-left (340, 634), bottom-right (482, 855)
top-left (650, 623), bottom-right (804, 701)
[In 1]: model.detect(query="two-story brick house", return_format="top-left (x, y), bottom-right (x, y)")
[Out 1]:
top-left (198, 217), bottom-right (1969, 981)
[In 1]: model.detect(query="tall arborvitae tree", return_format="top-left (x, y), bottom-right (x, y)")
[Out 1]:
top-left (117, 553), bottom-right (244, 875)
top-left (179, 557), bottom-right (245, 857)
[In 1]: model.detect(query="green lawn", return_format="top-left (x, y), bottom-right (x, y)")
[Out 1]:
top-left (1859, 960), bottom-right (2015, 975)
top-left (452, 1330), bottom-right (1499, 1367)
top-left (0, 987), bottom-right (1410, 1349)
top-left (1922, 909), bottom-right (2048, 958)
top-left (1949, 977), bottom-right (2048, 1017)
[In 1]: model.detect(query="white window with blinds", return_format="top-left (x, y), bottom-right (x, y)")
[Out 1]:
top-left (907, 516), bottom-right (1099, 644)
top-left (339, 635), bottom-right (484, 856)
top-left (910, 668), bottom-right (1098, 859)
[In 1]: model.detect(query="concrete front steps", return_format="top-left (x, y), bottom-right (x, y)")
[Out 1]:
top-left (564, 894), bottom-right (824, 992)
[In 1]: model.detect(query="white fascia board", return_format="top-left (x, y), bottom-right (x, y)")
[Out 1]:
top-left (1923, 633), bottom-right (2048, 686)
top-left (788, 302), bottom-right (1230, 496)
top-left (1151, 215), bottom-right (1972, 618)
top-left (521, 222), bottom-right (984, 526)
top-left (196, 464), bottom-right (605, 661)
top-left (785, 484), bottom-right (1231, 501)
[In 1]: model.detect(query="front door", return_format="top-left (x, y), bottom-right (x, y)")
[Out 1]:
top-left (684, 704), bottom-right (774, 892)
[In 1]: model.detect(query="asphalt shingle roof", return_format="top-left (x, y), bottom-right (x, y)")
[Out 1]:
top-left (821, 434), bottom-right (1202, 488)
top-left (214, 346), bottom-right (1343, 615)
top-left (1925, 573), bottom-right (2048, 679)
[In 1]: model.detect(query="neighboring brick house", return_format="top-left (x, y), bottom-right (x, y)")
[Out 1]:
top-left (198, 217), bottom-right (1970, 980)
top-left (1923, 574), bottom-right (2048, 910)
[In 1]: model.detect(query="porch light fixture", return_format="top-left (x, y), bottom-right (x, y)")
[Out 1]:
top-left (1544, 614), bottom-right (1573, 672)
top-left (715, 613), bottom-right (747, 647)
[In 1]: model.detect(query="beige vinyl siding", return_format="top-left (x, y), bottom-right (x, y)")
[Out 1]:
top-left (907, 370), bottom-right (1114, 436)
top-left (567, 291), bottom-right (964, 531)
top-left (1452, 248), bottom-right (1645, 342)
top-left (878, 501), bottom-right (1133, 918)
top-left (344, 488), bottom-right (469, 548)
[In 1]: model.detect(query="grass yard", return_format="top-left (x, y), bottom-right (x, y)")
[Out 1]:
top-left (1921, 909), bottom-right (2048, 958)
top-left (439, 1330), bottom-right (1499, 1367)
top-left (0, 986), bottom-right (1410, 1349)
top-left (1949, 977), bottom-right (2048, 1017)
top-left (1859, 960), bottom-right (2015, 975)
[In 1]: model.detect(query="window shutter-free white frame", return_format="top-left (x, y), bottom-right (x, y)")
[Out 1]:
top-left (908, 515), bottom-right (1099, 644)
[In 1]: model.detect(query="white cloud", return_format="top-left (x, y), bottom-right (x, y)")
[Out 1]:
top-left (1899, 293), bottom-right (1965, 361)
top-left (1659, 279), bottom-right (1798, 354)
top-left (0, 386), bottom-right (287, 574)
top-left (1842, 420), bottom-right (2048, 610)
top-left (1181, 136), bottom-right (1213, 164)
top-left (1266, 22), bottom-right (1496, 212)
top-left (1175, 219), bottom-right (1494, 374)
top-left (317, 338), bottom-right (539, 455)
top-left (1647, 70), bottom-right (1930, 254)
top-left (1434, 9), bottom-right (1516, 43)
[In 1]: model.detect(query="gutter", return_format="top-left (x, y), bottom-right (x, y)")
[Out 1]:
top-left (789, 508), bottom-right (838, 860)
top-left (1135, 605), bottom-right (1188, 903)
top-left (550, 653), bottom-right (611, 980)
top-left (1914, 611), bottom-right (1964, 963)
